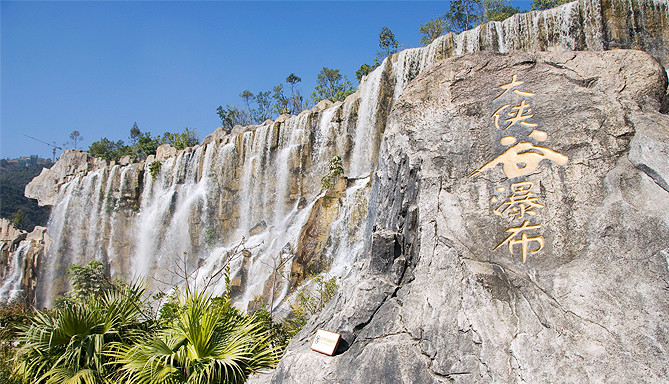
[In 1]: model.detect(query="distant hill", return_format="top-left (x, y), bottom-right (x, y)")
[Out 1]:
top-left (0, 156), bottom-right (53, 231)
top-left (0, 156), bottom-right (53, 171)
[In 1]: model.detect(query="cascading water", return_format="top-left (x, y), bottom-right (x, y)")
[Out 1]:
top-left (0, 241), bottom-right (31, 301)
top-left (18, 0), bottom-right (668, 309)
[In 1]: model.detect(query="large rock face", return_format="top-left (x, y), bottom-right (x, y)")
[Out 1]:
top-left (265, 50), bottom-right (669, 383)
top-left (25, 149), bottom-right (107, 207)
top-left (17, 0), bottom-right (669, 310)
top-left (0, 219), bottom-right (51, 304)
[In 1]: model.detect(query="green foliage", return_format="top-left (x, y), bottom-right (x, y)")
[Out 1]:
top-left (13, 258), bottom-right (281, 384)
top-left (110, 289), bottom-right (279, 384)
top-left (217, 73), bottom-right (308, 127)
top-left (419, 0), bottom-right (520, 41)
top-left (253, 90), bottom-right (273, 123)
top-left (321, 155), bottom-right (344, 191)
top-left (204, 226), bottom-right (218, 247)
top-left (286, 73), bottom-right (301, 86)
top-left (251, 306), bottom-right (292, 352)
top-left (62, 261), bottom-right (120, 304)
top-left (133, 134), bottom-right (160, 161)
top-left (0, 160), bottom-right (52, 232)
top-left (216, 105), bottom-right (250, 132)
top-left (240, 89), bottom-right (254, 112)
top-left (532, 0), bottom-right (570, 10)
top-left (355, 58), bottom-right (380, 82)
top-left (15, 283), bottom-right (150, 384)
top-left (286, 275), bottom-right (338, 336)
top-left (160, 128), bottom-right (199, 150)
top-left (312, 68), bottom-right (355, 104)
top-left (0, 300), bottom-right (32, 384)
top-left (149, 161), bottom-right (162, 181)
top-left (285, 73), bottom-right (304, 115)
top-left (485, 0), bottom-right (521, 21)
top-left (271, 84), bottom-right (289, 116)
top-left (129, 122), bottom-right (141, 144)
top-left (89, 124), bottom-right (196, 163)
top-left (11, 210), bottom-right (25, 228)
top-left (419, 17), bottom-right (449, 46)
top-left (448, 0), bottom-right (485, 32)
top-left (88, 138), bottom-right (130, 162)
top-left (378, 26), bottom-right (398, 58)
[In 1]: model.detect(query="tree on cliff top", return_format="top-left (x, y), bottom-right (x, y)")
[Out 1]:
top-left (418, 0), bottom-right (520, 45)
top-left (378, 26), bottom-right (398, 58)
top-left (286, 73), bottom-right (305, 115)
top-left (312, 67), bottom-right (355, 104)
top-left (419, 17), bottom-right (449, 46)
top-left (160, 128), bottom-right (199, 150)
top-left (65, 130), bottom-right (84, 150)
top-left (532, 0), bottom-right (571, 10)
top-left (89, 124), bottom-right (199, 162)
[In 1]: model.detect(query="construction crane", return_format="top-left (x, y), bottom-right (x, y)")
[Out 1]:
top-left (24, 135), bottom-right (62, 163)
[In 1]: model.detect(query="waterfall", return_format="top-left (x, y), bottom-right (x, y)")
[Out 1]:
top-left (19, 0), bottom-right (668, 309)
top-left (0, 241), bottom-right (31, 301)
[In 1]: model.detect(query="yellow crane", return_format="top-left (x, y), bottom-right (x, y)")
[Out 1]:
top-left (24, 135), bottom-right (62, 163)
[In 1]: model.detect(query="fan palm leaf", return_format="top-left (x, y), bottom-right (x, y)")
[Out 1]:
top-left (112, 289), bottom-right (279, 384)
top-left (15, 282), bottom-right (150, 384)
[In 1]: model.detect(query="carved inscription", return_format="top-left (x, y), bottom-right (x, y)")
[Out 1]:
top-left (469, 75), bottom-right (568, 263)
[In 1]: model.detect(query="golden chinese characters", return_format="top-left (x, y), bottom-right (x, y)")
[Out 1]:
top-left (469, 74), bottom-right (569, 263)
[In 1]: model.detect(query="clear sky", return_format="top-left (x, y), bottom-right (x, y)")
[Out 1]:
top-left (1, 0), bottom-right (535, 160)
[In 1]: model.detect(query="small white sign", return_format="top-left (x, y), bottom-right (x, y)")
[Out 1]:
top-left (311, 329), bottom-right (341, 356)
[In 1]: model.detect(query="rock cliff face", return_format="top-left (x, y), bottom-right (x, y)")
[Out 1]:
top-left (15, 1), bottom-right (669, 378)
top-left (19, 0), bottom-right (669, 310)
top-left (264, 49), bottom-right (669, 383)
top-left (0, 219), bottom-right (51, 304)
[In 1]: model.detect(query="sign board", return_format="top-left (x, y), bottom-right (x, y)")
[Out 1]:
top-left (311, 329), bottom-right (341, 356)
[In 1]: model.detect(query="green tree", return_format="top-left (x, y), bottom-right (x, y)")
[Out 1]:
top-left (271, 84), bottom-right (289, 116)
top-left (67, 130), bottom-right (84, 150)
top-left (133, 134), bottom-right (160, 161)
top-left (355, 58), bottom-right (380, 82)
top-left (485, 0), bottom-right (520, 21)
top-left (149, 161), bottom-right (162, 181)
top-left (54, 261), bottom-right (120, 306)
top-left (160, 128), bottom-right (199, 150)
top-left (129, 122), bottom-right (141, 145)
top-left (312, 67), bottom-right (355, 104)
top-left (253, 90), bottom-right (273, 123)
top-left (239, 89), bottom-right (257, 122)
top-left (216, 105), bottom-right (249, 132)
top-left (11, 210), bottom-right (25, 228)
top-left (321, 155), bottom-right (344, 190)
top-left (446, 0), bottom-right (485, 33)
top-left (532, 0), bottom-right (570, 10)
top-left (89, 138), bottom-right (130, 162)
top-left (441, 0), bottom-right (519, 33)
top-left (419, 17), bottom-right (449, 46)
top-left (378, 26), bottom-right (398, 58)
top-left (285, 275), bottom-right (339, 336)
top-left (286, 73), bottom-right (304, 114)
top-left (239, 90), bottom-right (254, 113)
top-left (0, 301), bottom-right (32, 384)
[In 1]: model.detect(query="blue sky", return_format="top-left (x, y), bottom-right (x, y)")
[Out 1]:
top-left (2, 0), bottom-right (535, 160)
